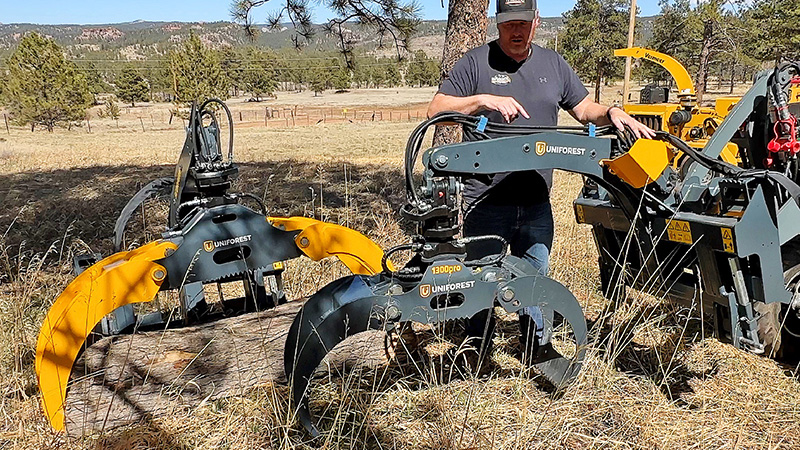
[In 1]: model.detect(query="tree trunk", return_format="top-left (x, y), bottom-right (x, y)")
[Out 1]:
top-left (432, 0), bottom-right (490, 146)
top-left (729, 61), bottom-right (735, 94)
top-left (594, 69), bottom-right (603, 103)
top-left (63, 299), bottom-right (390, 436)
top-left (694, 21), bottom-right (714, 104)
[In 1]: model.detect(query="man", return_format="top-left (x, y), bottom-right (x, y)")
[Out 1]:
top-left (427, 0), bottom-right (654, 358)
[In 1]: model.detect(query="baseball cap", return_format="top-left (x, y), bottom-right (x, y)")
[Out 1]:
top-left (496, 0), bottom-right (537, 23)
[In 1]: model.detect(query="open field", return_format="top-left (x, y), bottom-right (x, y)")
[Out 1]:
top-left (2, 85), bottom-right (800, 449)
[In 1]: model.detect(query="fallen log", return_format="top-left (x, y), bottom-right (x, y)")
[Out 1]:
top-left (63, 299), bottom-right (390, 437)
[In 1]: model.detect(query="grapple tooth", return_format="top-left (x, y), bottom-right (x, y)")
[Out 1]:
top-left (284, 275), bottom-right (385, 437)
top-left (502, 275), bottom-right (588, 388)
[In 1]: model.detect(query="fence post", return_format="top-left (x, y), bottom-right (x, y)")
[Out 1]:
top-left (139, 117), bottom-right (145, 132)
top-left (4, 113), bottom-right (9, 134)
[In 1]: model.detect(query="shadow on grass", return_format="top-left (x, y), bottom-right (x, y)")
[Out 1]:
top-left (587, 297), bottom-right (715, 403)
top-left (0, 160), bottom-right (408, 259)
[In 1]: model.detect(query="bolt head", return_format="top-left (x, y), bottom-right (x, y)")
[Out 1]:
top-left (385, 305), bottom-right (401, 320)
top-left (501, 287), bottom-right (515, 301)
top-left (299, 236), bottom-right (310, 247)
top-left (152, 269), bottom-right (166, 281)
top-left (436, 154), bottom-right (448, 166)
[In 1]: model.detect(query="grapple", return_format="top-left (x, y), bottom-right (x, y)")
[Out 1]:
top-left (35, 99), bottom-right (390, 431)
top-left (284, 113), bottom-right (605, 436)
top-left (285, 260), bottom-right (588, 435)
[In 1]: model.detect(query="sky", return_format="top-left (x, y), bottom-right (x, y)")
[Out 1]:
top-left (1, 0), bottom-right (664, 25)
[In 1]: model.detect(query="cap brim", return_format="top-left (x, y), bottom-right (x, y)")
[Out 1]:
top-left (496, 11), bottom-right (536, 23)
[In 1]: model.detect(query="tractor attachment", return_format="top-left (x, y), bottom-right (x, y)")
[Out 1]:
top-left (35, 99), bottom-right (388, 431)
top-left (285, 61), bottom-right (800, 435)
top-left (576, 62), bottom-right (800, 358)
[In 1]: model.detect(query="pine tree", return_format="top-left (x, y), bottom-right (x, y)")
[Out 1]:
top-left (331, 66), bottom-right (351, 91)
top-left (561, 0), bottom-right (629, 102)
top-left (169, 32), bottom-right (229, 105)
top-left (220, 48), bottom-right (244, 96)
top-left (309, 63), bottom-right (331, 96)
top-left (1, 32), bottom-right (93, 132)
top-left (648, 0), bottom-right (743, 102)
top-left (239, 48), bottom-right (278, 101)
top-left (750, 0), bottom-right (800, 63)
top-left (232, 0), bottom-right (418, 68)
top-left (116, 67), bottom-right (150, 107)
top-left (383, 60), bottom-right (402, 88)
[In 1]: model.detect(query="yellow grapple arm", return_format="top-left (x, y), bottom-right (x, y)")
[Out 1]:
top-left (35, 240), bottom-right (176, 430)
top-left (268, 216), bottom-right (394, 274)
top-left (35, 216), bottom-right (390, 432)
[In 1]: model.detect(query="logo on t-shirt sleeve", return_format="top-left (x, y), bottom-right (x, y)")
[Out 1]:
top-left (491, 73), bottom-right (512, 85)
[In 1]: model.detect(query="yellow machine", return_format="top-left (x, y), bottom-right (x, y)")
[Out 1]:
top-left (34, 99), bottom-right (393, 432)
top-left (615, 47), bottom-right (741, 167)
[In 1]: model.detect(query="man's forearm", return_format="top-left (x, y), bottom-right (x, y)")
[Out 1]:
top-left (572, 100), bottom-right (613, 125)
top-left (427, 93), bottom-right (485, 118)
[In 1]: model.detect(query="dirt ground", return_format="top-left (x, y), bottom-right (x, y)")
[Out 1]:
top-left (2, 83), bottom-right (799, 449)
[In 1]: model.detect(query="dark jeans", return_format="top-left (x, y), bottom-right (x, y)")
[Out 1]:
top-left (463, 201), bottom-right (554, 357)
top-left (463, 201), bottom-right (554, 274)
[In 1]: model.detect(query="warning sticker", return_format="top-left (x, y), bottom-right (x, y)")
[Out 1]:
top-left (667, 220), bottom-right (692, 244)
top-left (576, 204), bottom-right (585, 223)
top-left (721, 228), bottom-right (735, 253)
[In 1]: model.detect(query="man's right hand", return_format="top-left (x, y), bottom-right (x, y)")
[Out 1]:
top-left (478, 94), bottom-right (530, 123)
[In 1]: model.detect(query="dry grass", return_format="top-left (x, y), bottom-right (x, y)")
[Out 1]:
top-left (2, 86), bottom-right (800, 449)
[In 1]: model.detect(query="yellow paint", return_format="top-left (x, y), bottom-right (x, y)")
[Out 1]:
top-left (790, 86), bottom-right (800, 104)
top-left (431, 264), bottom-right (463, 275)
top-left (535, 141), bottom-right (546, 156)
top-left (35, 240), bottom-right (177, 431)
top-left (616, 47), bottom-right (742, 168)
top-left (272, 261), bottom-right (284, 270)
top-left (268, 216), bottom-right (392, 274)
top-left (603, 139), bottom-right (672, 188)
top-left (575, 204), bottom-right (585, 223)
top-left (615, 47), bottom-right (695, 96)
top-left (721, 227), bottom-right (735, 253)
top-left (714, 97), bottom-right (739, 116)
top-left (667, 220), bottom-right (692, 244)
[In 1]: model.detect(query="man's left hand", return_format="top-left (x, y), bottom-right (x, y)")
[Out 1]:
top-left (607, 107), bottom-right (656, 139)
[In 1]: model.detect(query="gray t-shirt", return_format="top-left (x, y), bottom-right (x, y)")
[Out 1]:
top-left (439, 41), bottom-right (589, 207)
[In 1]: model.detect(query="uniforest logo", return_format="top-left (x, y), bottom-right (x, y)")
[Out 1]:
top-left (535, 141), bottom-right (586, 156)
top-left (203, 235), bottom-right (253, 252)
top-left (418, 281), bottom-right (476, 298)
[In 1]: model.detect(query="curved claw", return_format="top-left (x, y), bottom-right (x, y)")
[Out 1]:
top-left (284, 275), bottom-right (384, 436)
top-left (502, 275), bottom-right (588, 387)
top-left (268, 216), bottom-right (393, 275)
top-left (35, 240), bottom-right (177, 431)
top-left (113, 177), bottom-right (174, 252)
